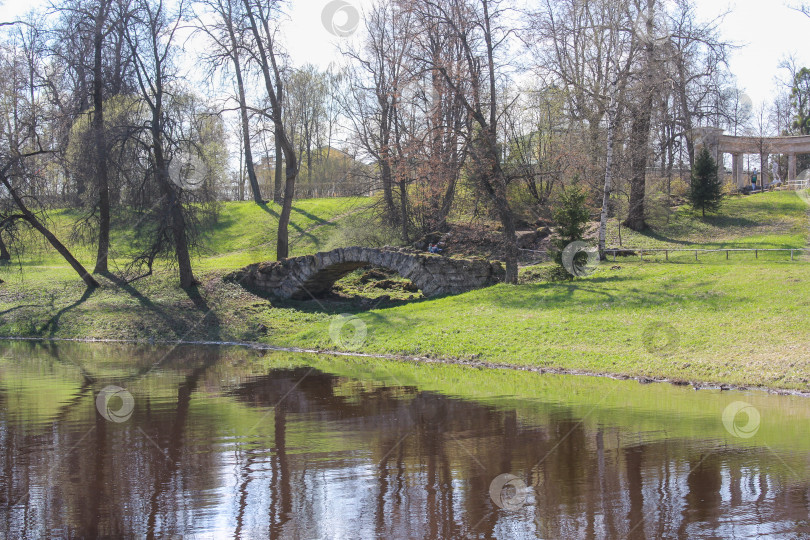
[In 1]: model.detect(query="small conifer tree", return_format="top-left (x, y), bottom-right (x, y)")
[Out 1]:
top-left (689, 147), bottom-right (724, 217)
top-left (552, 186), bottom-right (592, 279)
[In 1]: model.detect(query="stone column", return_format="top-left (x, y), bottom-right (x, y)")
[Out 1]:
top-left (760, 153), bottom-right (769, 187)
top-left (789, 153), bottom-right (797, 181)
top-left (717, 151), bottom-right (725, 181)
top-left (732, 153), bottom-right (744, 188)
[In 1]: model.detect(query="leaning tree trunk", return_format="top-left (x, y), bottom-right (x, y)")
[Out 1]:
top-left (26, 214), bottom-right (99, 288)
top-left (0, 173), bottom-right (98, 287)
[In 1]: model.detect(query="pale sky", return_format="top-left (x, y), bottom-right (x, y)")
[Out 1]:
top-left (692, 0), bottom-right (810, 105)
top-left (1, 0), bottom-right (807, 112)
top-left (285, 0), bottom-right (809, 107)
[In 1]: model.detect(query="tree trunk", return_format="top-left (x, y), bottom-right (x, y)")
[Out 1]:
top-left (478, 135), bottom-right (519, 284)
top-left (276, 166), bottom-right (296, 259)
top-left (305, 123), bottom-right (312, 183)
top-left (227, 19), bottom-right (263, 204)
top-left (493, 185), bottom-right (519, 283)
top-left (93, 0), bottom-right (111, 274)
top-left (240, 0), bottom-right (299, 258)
top-left (482, 0), bottom-right (517, 284)
top-left (235, 60), bottom-right (262, 204)
top-left (599, 100), bottom-right (618, 257)
top-left (380, 156), bottom-right (397, 221)
top-left (623, 106), bottom-right (651, 231)
top-left (28, 215), bottom-right (99, 288)
top-left (274, 129), bottom-right (283, 203)
top-left (379, 101), bottom-right (398, 222)
top-left (152, 116), bottom-right (196, 288)
top-left (398, 176), bottom-right (408, 243)
top-left (623, 3), bottom-right (659, 232)
top-left (0, 233), bottom-right (10, 261)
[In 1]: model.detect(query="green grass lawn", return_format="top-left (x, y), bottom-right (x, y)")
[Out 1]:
top-left (606, 190), bottom-right (808, 249)
top-left (1, 191), bottom-right (809, 391)
top-left (10, 197), bottom-right (365, 270)
top-left (282, 260), bottom-right (810, 390)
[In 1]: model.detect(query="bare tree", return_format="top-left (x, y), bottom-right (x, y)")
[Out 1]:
top-left (416, 0), bottom-right (520, 282)
top-left (668, 0), bottom-right (731, 167)
top-left (196, 0), bottom-right (265, 204)
top-left (125, 0), bottom-right (198, 287)
top-left (90, 0), bottom-right (114, 272)
top-left (49, 0), bottom-right (137, 273)
top-left (240, 0), bottom-right (299, 259)
top-left (343, 1), bottom-right (413, 231)
top-left (530, 0), bottom-right (637, 253)
top-left (0, 31), bottom-right (99, 287)
top-left (624, 0), bottom-right (666, 232)
top-left (407, 0), bottom-right (469, 233)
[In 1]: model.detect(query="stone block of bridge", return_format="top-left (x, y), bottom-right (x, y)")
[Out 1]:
top-left (225, 247), bottom-right (506, 299)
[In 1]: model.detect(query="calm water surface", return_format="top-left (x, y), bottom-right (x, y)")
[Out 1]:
top-left (1, 341), bottom-right (810, 539)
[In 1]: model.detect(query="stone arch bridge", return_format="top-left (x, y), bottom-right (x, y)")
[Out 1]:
top-left (226, 246), bottom-right (505, 299)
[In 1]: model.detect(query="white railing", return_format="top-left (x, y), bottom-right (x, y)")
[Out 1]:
top-left (604, 247), bottom-right (810, 262)
top-left (519, 247), bottom-right (809, 262)
top-left (787, 179), bottom-right (809, 190)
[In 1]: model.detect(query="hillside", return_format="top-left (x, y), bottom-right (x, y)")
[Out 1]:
top-left (1, 191), bottom-right (809, 391)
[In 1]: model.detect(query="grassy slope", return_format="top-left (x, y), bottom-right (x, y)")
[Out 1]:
top-left (283, 261), bottom-right (810, 389)
top-left (1, 191), bottom-right (809, 391)
top-left (13, 197), bottom-right (362, 268)
top-left (605, 191), bottom-right (808, 250)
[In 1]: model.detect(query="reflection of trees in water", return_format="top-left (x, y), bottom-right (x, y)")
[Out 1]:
top-left (1, 346), bottom-right (810, 538)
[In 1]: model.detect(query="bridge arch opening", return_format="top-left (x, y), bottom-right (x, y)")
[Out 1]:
top-left (330, 267), bottom-right (422, 300)
top-left (227, 247), bottom-right (505, 300)
top-left (293, 262), bottom-right (424, 300)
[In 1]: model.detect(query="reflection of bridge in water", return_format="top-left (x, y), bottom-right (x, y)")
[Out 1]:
top-left (5, 342), bottom-right (810, 538)
top-left (692, 127), bottom-right (810, 188)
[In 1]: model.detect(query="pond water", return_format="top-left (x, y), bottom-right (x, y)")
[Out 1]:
top-left (1, 341), bottom-right (810, 539)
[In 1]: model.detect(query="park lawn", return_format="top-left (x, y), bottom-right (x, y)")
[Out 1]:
top-left (1, 191), bottom-right (809, 392)
top-left (278, 259), bottom-right (810, 391)
top-left (2, 258), bottom-right (809, 392)
top-left (194, 197), bottom-right (365, 269)
top-left (11, 197), bottom-right (365, 270)
top-left (605, 190), bottom-right (809, 249)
